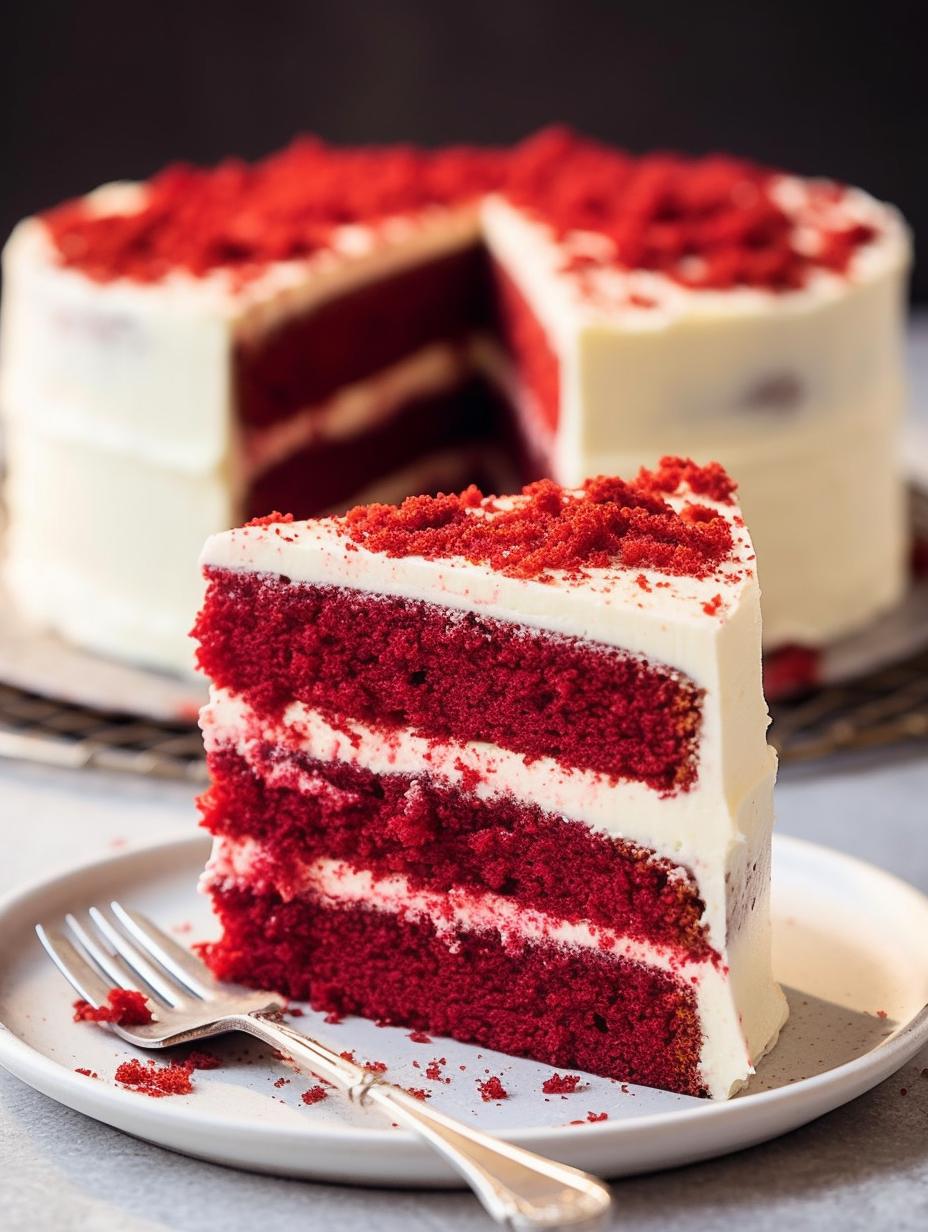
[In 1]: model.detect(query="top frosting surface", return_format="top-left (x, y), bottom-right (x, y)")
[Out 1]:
top-left (39, 127), bottom-right (886, 292)
top-left (236, 457), bottom-right (743, 588)
top-left (327, 458), bottom-right (737, 582)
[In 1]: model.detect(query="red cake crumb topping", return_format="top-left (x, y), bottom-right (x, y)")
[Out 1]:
top-left (405, 1087), bottom-right (431, 1101)
top-left (42, 129), bottom-right (876, 291)
top-left (542, 1072), bottom-right (582, 1095)
top-left (115, 1058), bottom-right (195, 1097)
top-left (408, 1030), bottom-right (433, 1044)
top-left (507, 128), bottom-right (877, 291)
top-left (244, 511), bottom-right (294, 528)
top-left (477, 1075), bottom-right (509, 1102)
top-left (74, 1067), bottom-right (98, 1078)
top-left (341, 460), bottom-right (735, 581)
top-left (44, 140), bottom-right (505, 285)
top-left (73, 988), bottom-right (153, 1026)
top-left (585, 1110), bottom-right (609, 1122)
top-left (301, 1085), bottom-right (329, 1105)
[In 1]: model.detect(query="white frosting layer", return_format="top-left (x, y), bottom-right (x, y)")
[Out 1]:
top-left (243, 341), bottom-right (475, 479)
top-left (202, 837), bottom-right (784, 1098)
top-left (201, 683), bottom-right (767, 953)
top-left (481, 188), bottom-right (911, 646)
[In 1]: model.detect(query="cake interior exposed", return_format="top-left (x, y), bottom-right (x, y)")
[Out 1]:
top-left (195, 461), bottom-right (788, 1098)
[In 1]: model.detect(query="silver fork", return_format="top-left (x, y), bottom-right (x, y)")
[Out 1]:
top-left (37, 902), bottom-right (612, 1229)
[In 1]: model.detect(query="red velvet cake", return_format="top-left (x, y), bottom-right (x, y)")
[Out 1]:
top-left (1, 130), bottom-right (909, 673)
top-left (194, 458), bottom-right (788, 1098)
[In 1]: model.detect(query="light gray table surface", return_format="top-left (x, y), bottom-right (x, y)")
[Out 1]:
top-left (2, 329), bottom-right (928, 1231)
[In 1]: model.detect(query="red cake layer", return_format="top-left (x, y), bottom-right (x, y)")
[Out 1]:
top-left (489, 263), bottom-right (561, 432)
top-left (236, 246), bottom-right (491, 427)
top-left (203, 886), bottom-right (705, 1095)
top-left (245, 376), bottom-right (505, 520)
top-left (194, 578), bottom-right (703, 792)
top-left (200, 746), bottom-right (713, 957)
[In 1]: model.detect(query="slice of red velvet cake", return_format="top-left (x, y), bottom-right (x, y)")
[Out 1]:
top-left (194, 457), bottom-right (788, 1098)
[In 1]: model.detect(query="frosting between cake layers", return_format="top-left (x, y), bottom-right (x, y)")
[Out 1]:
top-left (201, 684), bottom-right (774, 954)
top-left (201, 835), bottom-right (784, 1098)
top-left (242, 341), bottom-right (479, 479)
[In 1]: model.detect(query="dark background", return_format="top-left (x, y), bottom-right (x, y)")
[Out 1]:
top-left (2, 1), bottom-right (923, 294)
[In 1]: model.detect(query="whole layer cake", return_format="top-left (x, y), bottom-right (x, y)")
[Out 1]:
top-left (1, 129), bottom-right (910, 674)
top-left (194, 458), bottom-right (789, 1098)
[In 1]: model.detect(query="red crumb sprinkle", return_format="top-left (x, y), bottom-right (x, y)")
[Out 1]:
top-left (73, 988), bottom-right (153, 1026)
top-left (365, 1060), bottom-right (388, 1074)
top-left (477, 1075), bottom-right (509, 1102)
top-left (43, 140), bottom-right (505, 286)
top-left (273, 1077), bottom-right (289, 1088)
top-left (343, 460), bottom-right (735, 582)
top-left (115, 1058), bottom-right (194, 1098)
top-left (404, 1087), bottom-right (431, 1101)
top-left (542, 1073), bottom-right (582, 1095)
top-left (338, 1050), bottom-right (357, 1063)
top-left (407, 1031), bottom-right (433, 1044)
top-left (243, 510), bottom-right (294, 528)
top-left (425, 1057), bottom-right (451, 1084)
top-left (702, 594), bottom-right (723, 616)
top-left (586, 1111), bottom-right (609, 1123)
top-left (42, 130), bottom-right (873, 292)
top-left (287, 1006), bottom-right (305, 1018)
top-left (876, 1010), bottom-right (889, 1020)
top-left (509, 128), bottom-right (875, 292)
top-left (301, 1085), bottom-right (328, 1106)
top-left (323, 1010), bottom-right (343, 1024)
top-left (74, 1067), bottom-right (98, 1079)
top-left (184, 1050), bottom-right (222, 1070)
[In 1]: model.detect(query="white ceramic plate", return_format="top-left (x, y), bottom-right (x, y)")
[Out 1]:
top-left (0, 833), bottom-right (926, 1185)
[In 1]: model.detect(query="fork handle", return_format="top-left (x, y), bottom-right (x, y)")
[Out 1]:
top-left (237, 1014), bottom-right (611, 1229)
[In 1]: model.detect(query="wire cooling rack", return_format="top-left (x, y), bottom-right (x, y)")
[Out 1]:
top-left (0, 648), bottom-right (925, 783)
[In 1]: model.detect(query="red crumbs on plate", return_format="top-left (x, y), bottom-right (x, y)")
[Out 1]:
top-left (404, 1087), bottom-right (431, 1100)
top-left (73, 988), bottom-right (153, 1026)
top-left (586, 1111), bottom-right (609, 1122)
top-left (342, 460), bottom-right (734, 581)
top-left (425, 1057), bottom-right (450, 1084)
top-left (477, 1075), bottom-right (509, 1102)
top-left (74, 1067), bottom-right (98, 1079)
top-left (407, 1031), bottom-right (432, 1044)
top-left (114, 1058), bottom-right (194, 1097)
top-left (542, 1072), bottom-right (582, 1095)
top-left (184, 1050), bottom-right (222, 1070)
top-left (301, 1085), bottom-right (328, 1106)
top-left (701, 594), bottom-right (723, 617)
